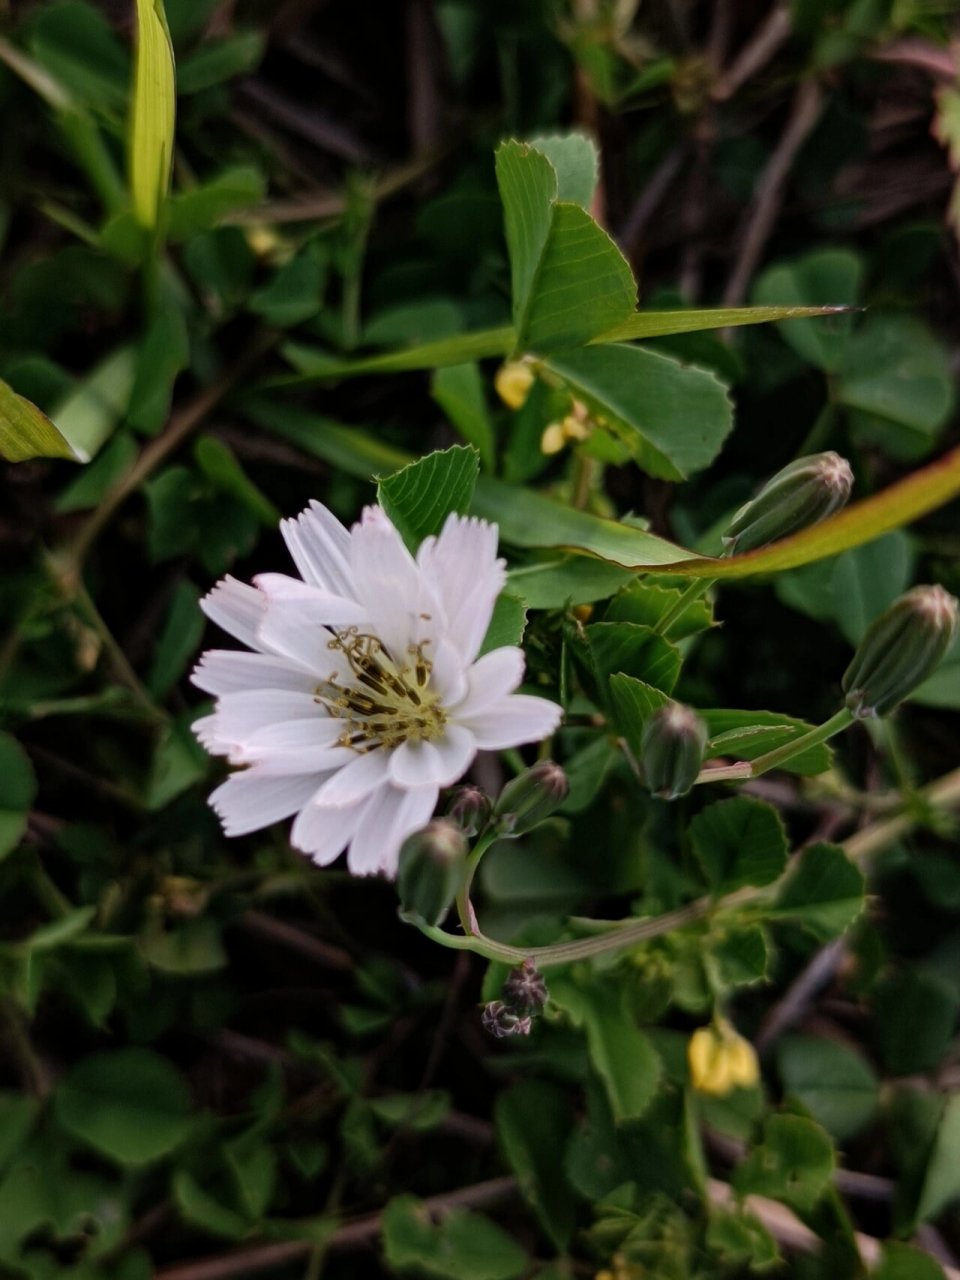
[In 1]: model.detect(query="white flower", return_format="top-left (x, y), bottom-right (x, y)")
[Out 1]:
top-left (191, 501), bottom-right (562, 877)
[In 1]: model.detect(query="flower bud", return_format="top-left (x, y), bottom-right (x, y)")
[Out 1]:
top-left (494, 760), bottom-right (569, 836)
top-left (640, 703), bottom-right (708, 800)
top-left (842, 584), bottom-right (959, 719)
top-left (396, 820), bottom-right (468, 927)
top-left (723, 452), bottom-right (854, 554)
top-left (445, 785), bottom-right (491, 837)
top-left (501, 959), bottom-right (549, 1015)
top-left (494, 360), bottom-right (536, 410)
top-left (688, 1020), bottom-right (759, 1096)
top-left (481, 1000), bottom-right (532, 1039)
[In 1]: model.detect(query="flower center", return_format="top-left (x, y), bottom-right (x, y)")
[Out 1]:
top-left (317, 628), bottom-right (447, 751)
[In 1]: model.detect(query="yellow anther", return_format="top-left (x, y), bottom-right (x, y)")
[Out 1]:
top-left (688, 1019), bottom-right (759, 1096)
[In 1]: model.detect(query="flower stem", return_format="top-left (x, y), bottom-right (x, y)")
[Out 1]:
top-left (748, 706), bottom-right (854, 777)
top-left (654, 577), bottom-right (715, 636)
top-left (454, 829), bottom-right (499, 937)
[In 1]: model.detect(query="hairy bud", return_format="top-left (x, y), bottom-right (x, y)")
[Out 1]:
top-left (481, 1000), bottom-right (533, 1039)
top-left (494, 360), bottom-right (536, 410)
top-left (687, 1020), bottom-right (759, 1096)
top-left (501, 959), bottom-right (549, 1015)
top-left (494, 760), bottom-right (569, 836)
top-left (445, 785), bottom-right (492, 837)
top-left (640, 703), bottom-right (708, 800)
top-left (842, 584), bottom-right (959, 719)
top-left (396, 820), bottom-right (467, 927)
top-left (723, 452), bottom-right (854, 554)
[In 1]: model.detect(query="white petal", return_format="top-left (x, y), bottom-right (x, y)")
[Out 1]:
top-left (235, 718), bottom-right (348, 773)
top-left (349, 505), bottom-right (441, 663)
top-left (194, 691), bottom-right (323, 755)
top-left (417, 515), bottom-right (505, 663)
top-left (388, 723), bottom-right (476, 789)
top-left (200, 577), bottom-right (265, 649)
top-left (290, 799), bottom-right (363, 866)
top-left (281, 501), bottom-right (354, 597)
top-left (208, 769), bottom-right (320, 836)
top-left (427, 635), bottom-right (469, 706)
top-left (255, 599), bottom-right (353, 678)
top-left (192, 651), bottom-right (317, 697)
top-left (347, 784), bottom-right (439, 878)
top-left (458, 693), bottom-right (562, 749)
top-left (255, 573), bottom-right (369, 628)
top-left (312, 749), bottom-right (391, 807)
top-left (449, 647), bottom-right (525, 715)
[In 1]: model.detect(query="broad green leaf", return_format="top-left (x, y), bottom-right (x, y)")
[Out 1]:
top-left (752, 249), bottom-right (863, 371)
top-left (914, 634), bottom-right (960, 710)
top-left (176, 30), bottom-right (263, 94)
top-left (248, 243), bottom-right (325, 327)
top-left (507, 555), bottom-right (634, 608)
top-left (55, 1047), bottom-right (191, 1165)
top-left (146, 715), bottom-right (209, 810)
top-left (608, 674), bottom-right (669, 757)
top-left (382, 1194), bottom-right (527, 1280)
top-left (21, 907), bottom-right (96, 953)
top-left (772, 842), bottom-right (865, 939)
top-left (27, 1), bottom-right (128, 110)
top-left (916, 1095), bottom-right (960, 1225)
top-left (733, 1114), bottom-right (834, 1211)
top-left (0, 733), bottom-right (38, 859)
top-left (526, 132), bottom-right (598, 206)
top-left (604, 580), bottom-right (714, 640)
top-left (168, 165), bottom-right (266, 239)
top-left (707, 924), bottom-right (769, 989)
top-left (431, 362), bottom-right (495, 471)
top-left (551, 976), bottom-right (661, 1122)
top-left (49, 347), bottom-right (137, 462)
top-left (874, 1244), bottom-right (947, 1280)
top-left (224, 1137), bottom-right (277, 1219)
top-left (194, 436), bottom-right (280, 526)
top-left (586, 622), bottom-right (681, 700)
top-left (701, 709), bottom-right (832, 776)
top-left (140, 918), bottom-right (227, 974)
top-left (129, 0), bottom-right (176, 230)
top-left (479, 593), bottom-right (526, 656)
top-left (544, 344), bottom-right (733, 480)
top-left (0, 378), bottom-right (76, 462)
top-left (377, 445), bottom-right (480, 550)
top-left (495, 140), bottom-right (636, 351)
top-left (875, 970), bottom-right (960, 1077)
top-left (128, 291), bottom-right (189, 434)
top-left (690, 796), bottom-right (788, 894)
top-left (778, 1036), bottom-right (878, 1142)
top-left (147, 580), bottom-right (205, 697)
top-left (496, 1081), bottom-right (575, 1249)
top-left (173, 1169), bottom-right (248, 1239)
top-left (56, 432), bottom-right (138, 511)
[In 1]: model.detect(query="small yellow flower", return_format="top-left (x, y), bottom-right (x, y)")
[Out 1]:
top-left (495, 360), bottom-right (536, 410)
top-left (540, 422), bottom-right (567, 454)
top-left (688, 1019), bottom-right (759, 1096)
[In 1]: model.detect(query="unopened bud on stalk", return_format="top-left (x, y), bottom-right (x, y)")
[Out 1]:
top-left (494, 360), bottom-right (536, 410)
top-left (481, 1000), bottom-right (532, 1039)
top-left (396, 820), bottom-right (467, 927)
top-left (502, 959), bottom-right (549, 1015)
top-left (640, 703), bottom-right (708, 800)
top-left (445, 785), bottom-right (491, 837)
top-left (688, 1020), bottom-right (759, 1096)
top-left (723, 452), bottom-right (854, 554)
top-left (494, 760), bottom-right (569, 836)
top-left (842, 584), bottom-right (959, 719)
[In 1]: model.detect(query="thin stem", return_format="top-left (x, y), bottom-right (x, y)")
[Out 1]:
top-left (654, 577), bottom-right (715, 636)
top-left (748, 707), bottom-right (854, 777)
top-left (454, 829), bottom-right (499, 936)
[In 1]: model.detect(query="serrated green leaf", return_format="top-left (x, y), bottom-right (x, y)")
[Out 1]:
top-left (772, 842), bottom-right (865, 939)
top-left (129, 0), bottom-right (176, 230)
top-left (479, 593), bottom-right (526, 656)
top-left (690, 796), bottom-right (788, 894)
top-left (526, 132), bottom-right (598, 207)
top-left (733, 1114), bottom-right (834, 1211)
top-left (382, 1194), bottom-right (527, 1280)
top-left (378, 445), bottom-right (480, 550)
top-left (586, 622), bottom-right (681, 699)
top-left (496, 1081), bottom-right (575, 1249)
top-left (608, 674), bottom-right (669, 757)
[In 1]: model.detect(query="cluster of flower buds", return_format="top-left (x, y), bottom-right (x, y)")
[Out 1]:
top-left (687, 1019), bottom-right (759, 1096)
top-left (842, 584), bottom-right (959, 719)
top-left (481, 959), bottom-right (549, 1039)
top-left (494, 359), bottom-right (537, 410)
top-left (640, 703), bottom-right (708, 800)
top-left (722, 451), bottom-right (854, 554)
top-left (494, 760), bottom-right (569, 836)
top-left (396, 820), bottom-right (467, 927)
top-left (541, 399), bottom-right (593, 456)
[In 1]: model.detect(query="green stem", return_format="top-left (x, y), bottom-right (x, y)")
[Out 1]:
top-left (454, 830), bottom-right (499, 936)
top-left (748, 706), bottom-right (854, 777)
top-left (654, 577), bottom-right (715, 636)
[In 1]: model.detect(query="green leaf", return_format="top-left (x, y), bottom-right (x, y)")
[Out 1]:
top-left (431, 362), bottom-right (495, 471)
top-left (168, 166), bottom-right (266, 239)
top-left (173, 1169), bottom-right (248, 1239)
top-left (495, 139), bottom-right (636, 351)
top-left (495, 1081), bottom-right (575, 1249)
top-left (224, 1137), bottom-right (277, 1220)
top-left (479, 593), bottom-right (527, 657)
top-left (915, 1093), bottom-right (960, 1224)
top-left (140, 918), bottom-right (227, 975)
top-left (875, 970), bottom-right (960, 1077)
top-left (248, 242), bottom-right (325, 327)
top-left (586, 622), bottom-right (681, 698)
top-left (707, 924), bottom-right (769, 989)
top-left (129, 0), bottom-right (176, 230)
top-left (525, 132), bottom-right (598, 207)
top-left (55, 432), bottom-right (138, 512)
top-left (690, 797), bottom-right (788, 894)
top-left (176, 30), bottom-right (263, 94)
top-left (874, 1244), bottom-right (947, 1280)
top-left (772, 842), bottom-right (865, 939)
top-left (128, 291), bottom-right (189, 434)
top-left (382, 1195), bottom-right (527, 1280)
top-left (27, 1), bottom-right (128, 110)
top-left (543, 344), bottom-right (733, 480)
top-left (734, 1115), bottom-right (834, 1211)
top-left (377, 445), bottom-right (480, 550)
top-left (0, 734), bottom-right (38, 859)
top-left (604, 580), bottom-right (714, 640)
top-left (507, 555), bottom-right (634, 609)
top-left (194, 435), bottom-right (280, 526)
top-left (701, 709), bottom-right (832, 776)
top-left (49, 347), bottom-right (137, 463)
top-left (0, 378), bottom-right (77, 463)
top-left (145, 715), bottom-right (209, 810)
top-left (778, 1036), bottom-right (878, 1142)
top-left (22, 907), bottom-right (96, 953)
top-left (55, 1047), bottom-right (191, 1165)
top-left (752, 249), bottom-right (863, 371)
top-left (597, 304), bottom-right (855, 345)
top-left (147, 580), bottom-right (205, 698)
top-left (608, 674), bottom-right (669, 757)
top-left (551, 977), bottom-right (661, 1122)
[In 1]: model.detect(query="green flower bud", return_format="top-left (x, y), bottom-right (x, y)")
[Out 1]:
top-left (494, 760), bottom-right (569, 836)
top-left (445, 785), bottom-right (492, 837)
top-left (723, 452), bottom-right (854, 554)
top-left (842, 584), bottom-right (959, 719)
top-left (396, 820), bottom-right (468, 927)
top-left (640, 703), bottom-right (708, 800)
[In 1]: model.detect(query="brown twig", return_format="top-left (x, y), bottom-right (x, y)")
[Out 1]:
top-left (722, 78), bottom-right (823, 307)
top-left (618, 145), bottom-right (687, 261)
top-left (152, 1176), bottom-right (517, 1280)
top-left (241, 909), bottom-right (354, 973)
top-left (754, 937), bottom-right (847, 1053)
top-left (712, 5), bottom-right (792, 101)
